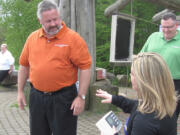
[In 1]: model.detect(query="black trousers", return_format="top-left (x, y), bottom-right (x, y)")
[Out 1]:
top-left (174, 80), bottom-right (180, 118)
top-left (0, 70), bottom-right (9, 82)
top-left (29, 84), bottom-right (78, 135)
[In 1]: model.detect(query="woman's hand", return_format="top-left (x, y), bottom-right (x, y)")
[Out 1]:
top-left (96, 89), bottom-right (112, 103)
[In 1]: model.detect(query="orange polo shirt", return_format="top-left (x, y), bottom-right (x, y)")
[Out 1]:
top-left (19, 22), bottom-right (91, 92)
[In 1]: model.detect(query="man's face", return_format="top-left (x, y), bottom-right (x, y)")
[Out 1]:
top-left (1, 46), bottom-right (7, 53)
top-left (161, 18), bottom-right (178, 40)
top-left (39, 9), bottom-right (61, 36)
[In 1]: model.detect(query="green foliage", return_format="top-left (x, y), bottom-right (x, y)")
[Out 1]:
top-left (0, 25), bottom-right (5, 43)
top-left (96, 42), bottom-right (110, 69)
top-left (0, 0), bottom-right (178, 75)
top-left (111, 77), bottom-right (119, 86)
top-left (96, 42), bottom-right (130, 75)
top-left (129, 0), bottom-right (161, 53)
top-left (96, 0), bottom-right (163, 75)
top-left (0, 0), bottom-right (41, 67)
top-left (96, 0), bottom-right (116, 46)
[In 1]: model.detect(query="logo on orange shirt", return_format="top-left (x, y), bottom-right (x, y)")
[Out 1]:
top-left (54, 44), bottom-right (69, 47)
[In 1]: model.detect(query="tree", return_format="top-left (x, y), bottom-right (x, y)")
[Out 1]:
top-left (0, 0), bottom-right (41, 66)
top-left (96, 0), bottom-right (161, 75)
top-left (0, 25), bottom-right (5, 43)
top-left (59, 0), bottom-right (96, 83)
top-left (0, 0), bottom-right (96, 83)
top-left (96, 0), bottom-right (116, 46)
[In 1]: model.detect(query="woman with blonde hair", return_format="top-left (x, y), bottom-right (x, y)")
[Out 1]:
top-left (96, 52), bottom-right (177, 135)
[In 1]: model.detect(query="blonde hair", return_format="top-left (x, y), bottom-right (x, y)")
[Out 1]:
top-left (132, 52), bottom-right (177, 119)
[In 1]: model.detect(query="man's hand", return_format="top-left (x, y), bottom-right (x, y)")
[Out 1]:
top-left (9, 65), bottom-right (14, 74)
top-left (17, 91), bottom-right (27, 110)
top-left (70, 96), bottom-right (85, 116)
top-left (8, 70), bottom-right (12, 74)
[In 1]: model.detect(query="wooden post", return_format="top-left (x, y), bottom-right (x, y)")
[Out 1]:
top-left (57, 0), bottom-right (96, 110)
top-left (58, 0), bottom-right (96, 84)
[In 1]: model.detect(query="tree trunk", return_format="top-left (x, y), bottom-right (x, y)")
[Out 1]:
top-left (58, 0), bottom-right (96, 84)
top-left (57, 0), bottom-right (96, 110)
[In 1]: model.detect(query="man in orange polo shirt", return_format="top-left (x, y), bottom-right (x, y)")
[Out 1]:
top-left (17, 0), bottom-right (91, 135)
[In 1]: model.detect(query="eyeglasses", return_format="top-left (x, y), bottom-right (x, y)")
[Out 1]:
top-left (161, 24), bottom-right (176, 29)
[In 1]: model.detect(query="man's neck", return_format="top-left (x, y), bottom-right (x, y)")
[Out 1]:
top-left (46, 34), bottom-right (55, 39)
top-left (1, 50), bottom-right (6, 54)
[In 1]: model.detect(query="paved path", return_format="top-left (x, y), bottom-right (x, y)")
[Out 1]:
top-left (0, 86), bottom-right (179, 135)
top-left (0, 86), bottom-right (129, 135)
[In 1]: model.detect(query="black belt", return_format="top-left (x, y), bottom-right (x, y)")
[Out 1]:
top-left (30, 83), bottom-right (75, 96)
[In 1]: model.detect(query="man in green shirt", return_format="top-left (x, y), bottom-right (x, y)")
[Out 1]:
top-left (141, 12), bottom-right (180, 118)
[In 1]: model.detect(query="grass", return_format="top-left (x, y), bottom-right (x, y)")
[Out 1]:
top-left (10, 103), bottom-right (28, 109)
top-left (10, 103), bottom-right (19, 108)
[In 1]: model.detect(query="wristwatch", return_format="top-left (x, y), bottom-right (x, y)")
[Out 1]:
top-left (78, 94), bottom-right (86, 100)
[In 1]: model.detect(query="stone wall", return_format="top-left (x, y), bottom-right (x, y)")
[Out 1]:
top-left (1, 70), bottom-right (18, 86)
top-left (88, 79), bottom-right (119, 113)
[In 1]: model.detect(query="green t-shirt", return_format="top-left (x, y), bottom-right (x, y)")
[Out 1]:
top-left (141, 30), bottom-right (180, 79)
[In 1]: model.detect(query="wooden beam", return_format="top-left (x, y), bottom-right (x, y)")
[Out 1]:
top-left (105, 0), bottom-right (180, 18)
top-left (152, 9), bottom-right (174, 22)
top-left (104, 0), bottom-right (131, 17)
